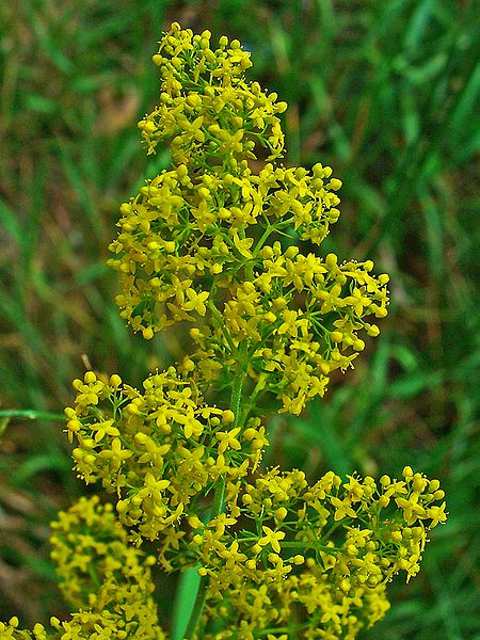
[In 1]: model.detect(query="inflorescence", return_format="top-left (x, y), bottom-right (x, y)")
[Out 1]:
top-left (1, 22), bottom-right (445, 640)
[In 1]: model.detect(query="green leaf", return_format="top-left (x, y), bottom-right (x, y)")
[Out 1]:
top-left (0, 417), bottom-right (10, 439)
top-left (171, 568), bottom-right (201, 640)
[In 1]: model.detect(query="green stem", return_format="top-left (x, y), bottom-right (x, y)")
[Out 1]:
top-left (171, 568), bottom-right (201, 640)
top-left (253, 224), bottom-right (273, 255)
top-left (0, 409), bottom-right (65, 422)
top-left (230, 367), bottom-right (245, 425)
top-left (252, 217), bottom-right (295, 258)
top-left (172, 480), bottom-right (226, 640)
top-left (181, 369), bottom-right (246, 639)
top-left (280, 540), bottom-right (342, 552)
top-left (212, 476), bottom-right (226, 513)
top-left (181, 479), bottom-right (225, 639)
top-left (256, 624), bottom-right (307, 637)
top-left (241, 374), bottom-right (267, 421)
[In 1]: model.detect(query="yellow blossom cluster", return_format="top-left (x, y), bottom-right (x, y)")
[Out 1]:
top-left (65, 370), bottom-right (267, 541)
top-left (2, 23), bottom-right (446, 640)
top-left (108, 162), bottom-right (345, 338)
top-left (190, 252), bottom-right (388, 414)
top-left (61, 372), bottom-right (446, 638)
top-left (108, 24), bottom-right (389, 414)
top-left (168, 467), bottom-right (446, 638)
top-left (0, 497), bottom-right (165, 640)
top-left (137, 22), bottom-right (286, 166)
top-left (0, 619), bottom-right (47, 640)
top-left (50, 496), bottom-right (158, 609)
top-left (201, 568), bottom-right (390, 640)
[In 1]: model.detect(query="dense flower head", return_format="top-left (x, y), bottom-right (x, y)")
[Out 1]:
top-left (167, 467), bottom-right (445, 638)
top-left (1, 498), bottom-right (166, 640)
top-left (0, 619), bottom-right (48, 640)
top-left (108, 160), bottom-right (389, 415)
top-left (200, 570), bottom-right (390, 640)
top-left (50, 495), bottom-right (158, 609)
top-left (49, 608), bottom-right (164, 640)
top-left (0, 620), bottom-right (49, 640)
top-left (49, 497), bottom-right (165, 639)
top-left (0, 609), bottom-right (167, 640)
top-left (169, 466), bottom-right (446, 583)
top-left (138, 22), bottom-right (286, 167)
top-left (189, 251), bottom-right (388, 414)
top-left (65, 370), bottom-right (268, 541)
top-left (108, 161), bottom-right (344, 337)
top-left (108, 23), bottom-right (389, 416)
top-left (2, 23), bottom-right (446, 640)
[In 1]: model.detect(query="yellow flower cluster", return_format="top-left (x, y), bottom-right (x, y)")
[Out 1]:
top-left (62, 372), bottom-right (446, 637)
top-left (2, 24), bottom-right (446, 640)
top-left (49, 496), bottom-right (165, 639)
top-left (65, 370), bottom-right (267, 541)
top-left (192, 251), bottom-right (388, 414)
top-left (108, 25), bottom-right (389, 414)
top-left (170, 466), bottom-right (446, 638)
top-left (138, 22), bottom-right (285, 166)
top-left (1, 464), bottom-right (445, 640)
top-left (50, 496), bottom-right (157, 608)
top-left (201, 569), bottom-right (390, 640)
top-left (108, 162), bottom-right (345, 338)
top-left (0, 497), bottom-right (165, 640)
top-left (0, 619), bottom-right (47, 640)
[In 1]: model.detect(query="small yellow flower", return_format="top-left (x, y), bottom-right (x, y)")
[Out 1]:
top-left (331, 496), bottom-right (357, 521)
top-left (428, 502), bottom-right (447, 527)
top-left (216, 427), bottom-right (242, 454)
top-left (183, 288), bottom-right (209, 316)
top-left (258, 526), bottom-right (285, 553)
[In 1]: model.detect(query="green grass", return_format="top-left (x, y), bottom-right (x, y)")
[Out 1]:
top-left (0, 0), bottom-right (479, 637)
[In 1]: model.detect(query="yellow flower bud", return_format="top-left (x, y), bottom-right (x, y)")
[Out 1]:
top-left (222, 410), bottom-right (235, 424)
top-left (329, 178), bottom-right (342, 191)
top-left (275, 507), bottom-right (288, 521)
top-left (142, 327), bottom-right (154, 340)
top-left (110, 374), bottom-right (122, 387)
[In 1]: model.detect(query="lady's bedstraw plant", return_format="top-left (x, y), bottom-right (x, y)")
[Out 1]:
top-left (1, 23), bottom-right (447, 640)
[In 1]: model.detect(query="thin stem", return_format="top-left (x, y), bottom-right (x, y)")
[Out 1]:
top-left (252, 217), bottom-right (295, 258)
top-left (281, 540), bottom-right (342, 552)
top-left (0, 409), bottom-right (65, 422)
top-left (241, 374), bottom-right (267, 422)
top-left (212, 476), bottom-right (226, 513)
top-left (237, 535), bottom-right (341, 553)
top-left (182, 368), bottom-right (246, 639)
top-left (256, 624), bottom-right (307, 637)
top-left (230, 367), bottom-right (245, 425)
top-left (182, 483), bottom-right (227, 639)
top-left (253, 224), bottom-right (274, 255)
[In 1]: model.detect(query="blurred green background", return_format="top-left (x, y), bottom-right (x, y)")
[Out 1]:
top-left (0, 0), bottom-right (479, 637)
